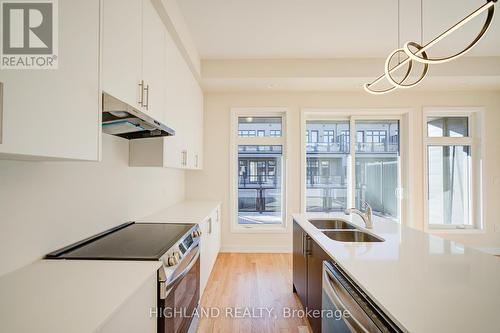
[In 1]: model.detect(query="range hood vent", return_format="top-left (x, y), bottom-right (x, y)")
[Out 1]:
top-left (102, 93), bottom-right (175, 140)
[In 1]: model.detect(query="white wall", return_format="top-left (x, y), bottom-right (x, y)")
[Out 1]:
top-left (186, 90), bottom-right (500, 252)
top-left (0, 135), bottom-right (185, 276)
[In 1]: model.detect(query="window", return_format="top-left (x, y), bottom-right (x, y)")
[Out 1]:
top-left (339, 130), bottom-right (350, 152)
top-left (427, 117), bottom-right (468, 137)
top-left (306, 121), bottom-right (350, 212)
top-left (355, 121), bottom-right (399, 218)
top-left (305, 117), bottom-right (401, 221)
top-left (424, 112), bottom-right (480, 229)
top-left (310, 130), bottom-right (319, 143)
top-left (270, 130), bottom-right (282, 137)
top-left (232, 112), bottom-right (287, 230)
top-left (323, 130), bottom-right (334, 143)
top-left (356, 131), bottom-right (364, 144)
top-left (365, 130), bottom-right (387, 143)
top-left (427, 146), bottom-right (470, 226)
top-left (238, 130), bottom-right (256, 137)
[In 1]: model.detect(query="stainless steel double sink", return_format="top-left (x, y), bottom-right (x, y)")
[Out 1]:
top-left (308, 219), bottom-right (384, 243)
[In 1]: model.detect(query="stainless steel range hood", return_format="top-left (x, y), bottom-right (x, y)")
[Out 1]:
top-left (102, 93), bottom-right (175, 140)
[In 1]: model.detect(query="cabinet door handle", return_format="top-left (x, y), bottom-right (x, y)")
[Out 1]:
top-left (302, 234), bottom-right (305, 257)
top-left (195, 154), bottom-right (198, 168)
top-left (138, 80), bottom-right (144, 106)
top-left (208, 218), bottom-right (212, 234)
top-left (304, 235), bottom-right (311, 256)
top-left (143, 84), bottom-right (149, 110)
top-left (181, 150), bottom-right (187, 167)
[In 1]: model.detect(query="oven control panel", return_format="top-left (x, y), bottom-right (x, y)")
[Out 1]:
top-left (179, 234), bottom-right (194, 254)
top-left (161, 225), bottom-right (200, 268)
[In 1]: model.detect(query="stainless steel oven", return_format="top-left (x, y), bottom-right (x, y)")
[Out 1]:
top-left (322, 261), bottom-right (403, 333)
top-left (158, 239), bottom-right (200, 333)
top-left (45, 222), bottom-right (202, 333)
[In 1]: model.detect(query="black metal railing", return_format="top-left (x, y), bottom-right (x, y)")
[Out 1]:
top-left (306, 175), bottom-right (345, 187)
top-left (238, 175), bottom-right (280, 213)
top-left (306, 142), bottom-right (398, 154)
top-left (238, 174), bottom-right (279, 188)
top-left (238, 146), bottom-right (282, 154)
top-left (238, 188), bottom-right (281, 213)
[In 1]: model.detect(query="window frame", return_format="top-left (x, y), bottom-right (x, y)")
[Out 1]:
top-left (300, 108), bottom-right (411, 225)
top-left (422, 107), bottom-right (483, 232)
top-left (230, 108), bottom-right (289, 233)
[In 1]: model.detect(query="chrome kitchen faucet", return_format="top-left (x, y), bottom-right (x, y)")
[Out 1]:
top-left (344, 201), bottom-right (373, 229)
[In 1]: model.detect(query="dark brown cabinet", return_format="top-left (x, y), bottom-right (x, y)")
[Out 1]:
top-left (293, 220), bottom-right (308, 306)
top-left (307, 237), bottom-right (329, 333)
top-left (292, 220), bottom-right (329, 333)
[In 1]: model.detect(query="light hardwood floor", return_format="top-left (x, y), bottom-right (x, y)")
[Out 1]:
top-left (197, 253), bottom-right (310, 333)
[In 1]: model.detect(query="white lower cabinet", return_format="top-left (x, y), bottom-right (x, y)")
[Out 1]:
top-left (97, 273), bottom-right (157, 333)
top-left (200, 206), bottom-right (221, 296)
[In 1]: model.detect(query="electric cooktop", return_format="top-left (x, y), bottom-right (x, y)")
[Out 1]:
top-left (45, 222), bottom-right (194, 260)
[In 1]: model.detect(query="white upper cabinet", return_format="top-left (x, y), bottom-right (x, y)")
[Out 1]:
top-left (102, 0), bottom-right (166, 123)
top-left (189, 76), bottom-right (204, 170)
top-left (130, 11), bottom-right (204, 170)
top-left (163, 27), bottom-right (204, 170)
top-left (142, 0), bottom-right (167, 123)
top-left (163, 27), bottom-right (189, 169)
top-left (101, 0), bottom-right (142, 110)
top-left (183, 76), bottom-right (203, 170)
top-left (0, 0), bottom-right (101, 161)
top-left (0, 0), bottom-right (201, 164)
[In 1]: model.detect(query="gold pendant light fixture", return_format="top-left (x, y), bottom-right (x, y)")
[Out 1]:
top-left (364, 0), bottom-right (497, 95)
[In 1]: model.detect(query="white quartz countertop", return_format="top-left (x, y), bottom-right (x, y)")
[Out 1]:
top-left (0, 259), bottom-right (161, 333)
top-left (0, 200), bottom-right (220, 333)
top-left (293, 213), bottom-right (500, 333)
top-left (137, 200), bottom-right (220, 224)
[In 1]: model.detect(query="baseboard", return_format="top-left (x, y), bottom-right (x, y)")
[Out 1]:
top-left (220, 244), bottom-right (292, 253)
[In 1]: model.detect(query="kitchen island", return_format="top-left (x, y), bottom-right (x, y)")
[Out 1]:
top-left (293, 213), bottom-right (500, 333)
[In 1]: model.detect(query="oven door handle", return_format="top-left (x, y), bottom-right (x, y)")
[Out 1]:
top-left (160, 247), bottom-right (200, 299)
top-left (323, 263), bottom-right (372, 333)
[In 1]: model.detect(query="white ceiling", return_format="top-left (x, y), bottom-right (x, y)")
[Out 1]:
top-left (177, 0), bottom-right (500, 59)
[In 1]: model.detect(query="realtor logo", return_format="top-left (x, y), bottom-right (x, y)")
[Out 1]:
top-left (1, 0), bottom-right (58, 69)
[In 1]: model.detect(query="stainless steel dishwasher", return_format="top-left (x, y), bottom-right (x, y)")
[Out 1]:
top-left (322, 261), bottom-right (404, 333)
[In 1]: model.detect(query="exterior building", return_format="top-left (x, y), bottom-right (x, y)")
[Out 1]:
top-left (305, 121), bottom-right (399, 216)
top-left (237, 118), bottom-right (283, 224)
top-left (237, 119), bottom-right (400, 221)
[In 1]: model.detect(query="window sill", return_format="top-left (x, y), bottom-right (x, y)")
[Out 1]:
top-left (230, 225), bottom-right (288, 234)
top-left (426, 227), bottom-right (485, 235)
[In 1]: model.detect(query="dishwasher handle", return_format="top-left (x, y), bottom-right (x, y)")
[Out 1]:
top-left (323, 261), bottom-right (403, 333)
top-left (323, 263), bottom-right (372, 333)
